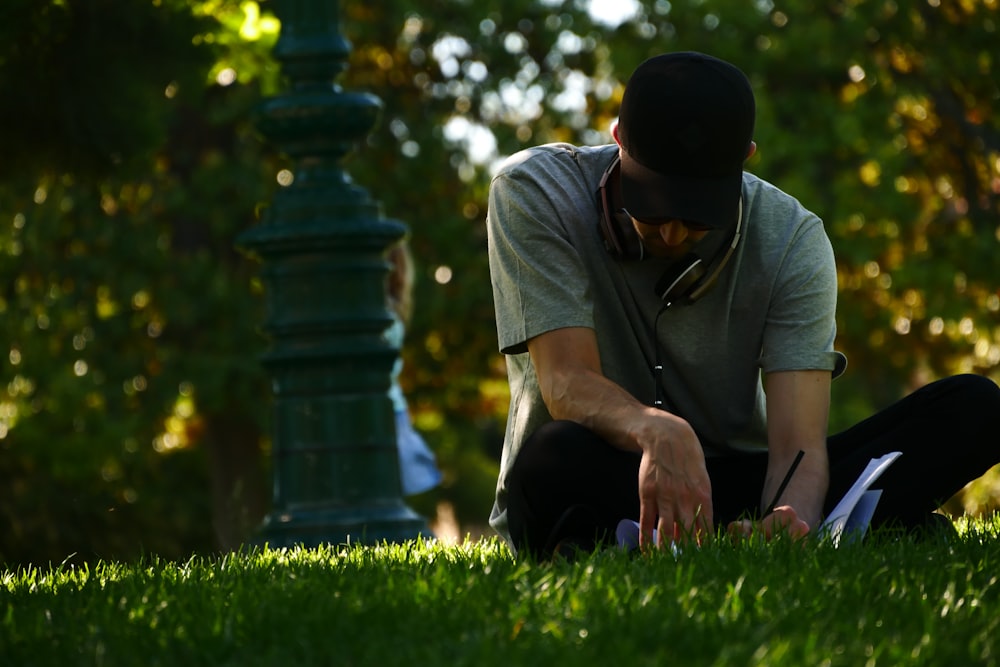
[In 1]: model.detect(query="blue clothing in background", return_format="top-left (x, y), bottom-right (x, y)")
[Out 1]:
top-left (386, 317), bottom-right (442, 496)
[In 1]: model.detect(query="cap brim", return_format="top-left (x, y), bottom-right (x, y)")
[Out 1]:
top-left (619, 151), bottom-right (742, 230)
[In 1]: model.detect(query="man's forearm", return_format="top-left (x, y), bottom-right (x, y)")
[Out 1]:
top-left (763, 370), bottom-right (833, 530)
top-left (541, 362), bottom-right (665, 454)
top-left (761, 449), bottom-right (828, 528)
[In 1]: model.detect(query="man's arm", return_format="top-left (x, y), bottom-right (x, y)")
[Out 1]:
top-left (761, 369), bottom-right (831, 534)
top-left (527, 325), bottom-right (714, 545)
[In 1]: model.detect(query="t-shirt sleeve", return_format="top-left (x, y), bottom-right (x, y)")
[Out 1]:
top-left (759, 216), bottom-right (845, 377)
top-left (486, 159), bottom-right (596, 356)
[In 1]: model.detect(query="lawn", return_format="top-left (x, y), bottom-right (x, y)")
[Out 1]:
top-left (3, 518), bottom-right (999, 666)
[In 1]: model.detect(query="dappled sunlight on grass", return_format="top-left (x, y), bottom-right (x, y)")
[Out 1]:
top-left (3, 517), bottom-right (1000, 665)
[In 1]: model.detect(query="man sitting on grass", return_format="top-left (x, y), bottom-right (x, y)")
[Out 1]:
top-left (485, 51), bottom-right (1000, 559)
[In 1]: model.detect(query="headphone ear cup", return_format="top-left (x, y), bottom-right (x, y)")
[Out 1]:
top-left (597, 204), bottom-right (624, 257)
top-left (596, 156), bottom-right (644, 260)
top-left (654, 254), bottom-right (706, 303)
top-left (598, 205), bottom-right (644, 260)
top-left (606, 210), bottom-right (644, 260)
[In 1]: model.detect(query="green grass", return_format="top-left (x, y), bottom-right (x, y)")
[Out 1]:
top-left (3, 518), bottom-right (1000, 667)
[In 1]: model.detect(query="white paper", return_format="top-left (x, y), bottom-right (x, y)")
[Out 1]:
top-left (820, 451), bottom-right (901, 546)
top-left (839, 489), bottom-right (882, 544)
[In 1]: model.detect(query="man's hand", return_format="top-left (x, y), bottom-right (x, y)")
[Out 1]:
top-left (727, 505), bottom-right (810, 541)
top-left (637, 414), bottom-right (714, 548)
top-left (526, 326), bottom-right (716, 550)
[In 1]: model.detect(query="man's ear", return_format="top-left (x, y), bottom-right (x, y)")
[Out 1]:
top-left (746, 141), bottom-right (757, 160)
top-left (611, 121), bottom-right (621, 146)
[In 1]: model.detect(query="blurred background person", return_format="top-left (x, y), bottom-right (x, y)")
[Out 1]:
top-left (386, 238), bottom-right (443, 497)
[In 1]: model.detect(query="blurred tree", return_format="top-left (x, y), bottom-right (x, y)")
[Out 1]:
top-left (0, 0), bottom-right (211, 179)
top-left (1, 0), bottom-right (997, 565)
top-left (0, 0), bottom-right (282, 564)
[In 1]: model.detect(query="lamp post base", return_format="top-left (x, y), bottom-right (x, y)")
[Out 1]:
top-left (254, 502), bottom-right (429, 549)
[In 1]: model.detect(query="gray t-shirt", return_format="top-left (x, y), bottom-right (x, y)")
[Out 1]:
top-left (486, 142), bottom-right (845, 544)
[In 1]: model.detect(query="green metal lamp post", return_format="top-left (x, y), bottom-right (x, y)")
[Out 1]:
top-left (238, 0), bottom-right (428, 547)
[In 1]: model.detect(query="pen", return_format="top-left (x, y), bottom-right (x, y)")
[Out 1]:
top-left (762, 449), bottom-right (805, 517)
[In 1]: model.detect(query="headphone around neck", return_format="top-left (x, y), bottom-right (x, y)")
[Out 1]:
top-left (596, 155), bottom-right (743, 306)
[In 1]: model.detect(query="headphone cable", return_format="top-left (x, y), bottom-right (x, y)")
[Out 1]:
top-left (652, 302), bottom-right (672, 409)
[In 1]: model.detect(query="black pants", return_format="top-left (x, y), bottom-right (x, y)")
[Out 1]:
top-left (506, 374), bottom-right (1000, 557)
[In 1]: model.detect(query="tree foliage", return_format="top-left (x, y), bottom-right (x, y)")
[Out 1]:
top-left (0, 0), bottom-right (280, 565)
top-left (1, 0), bottom-right (998, 565)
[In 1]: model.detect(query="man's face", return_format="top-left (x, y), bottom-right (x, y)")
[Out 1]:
top-left (629, 216), bottom-right (710, 259)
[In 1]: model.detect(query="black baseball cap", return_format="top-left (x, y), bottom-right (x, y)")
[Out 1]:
top-left (617, 52), bottom-right (755, 230)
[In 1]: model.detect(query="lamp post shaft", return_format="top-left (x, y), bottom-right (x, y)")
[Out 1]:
top-left (239, 0), bottom-right (427, 547)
